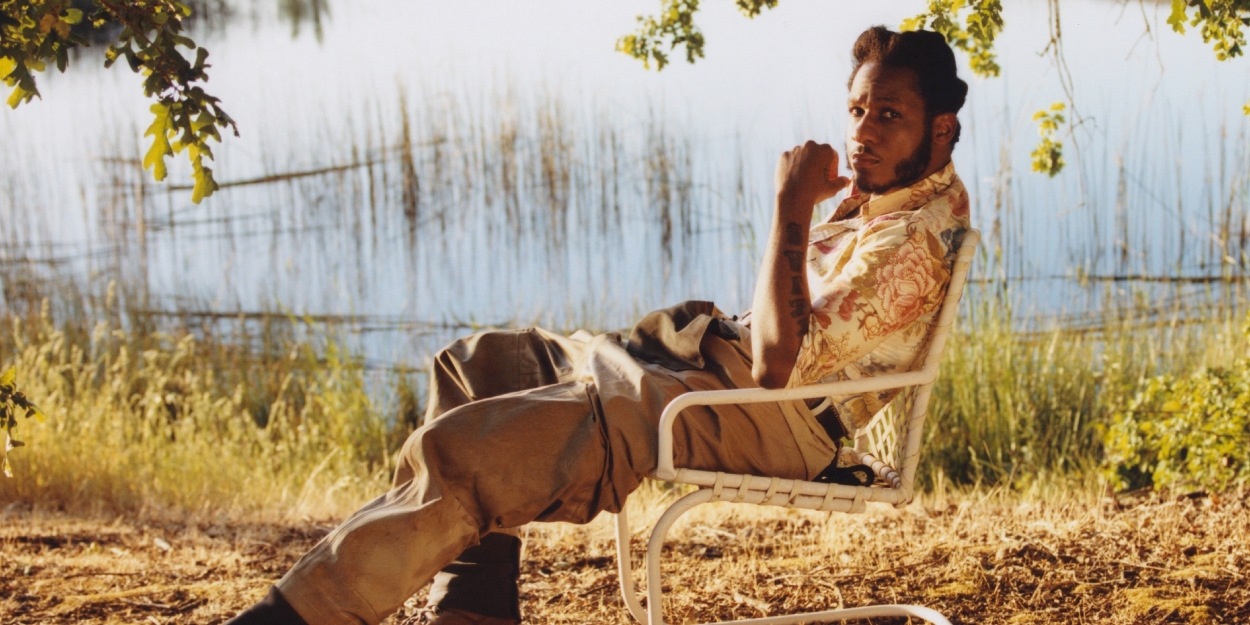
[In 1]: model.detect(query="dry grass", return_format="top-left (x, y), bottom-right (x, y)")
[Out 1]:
top-left (3, 484), bottom-right (1247, 625)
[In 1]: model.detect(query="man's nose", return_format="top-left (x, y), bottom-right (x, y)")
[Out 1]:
top-left (849, 116), bottom-right (877, 147)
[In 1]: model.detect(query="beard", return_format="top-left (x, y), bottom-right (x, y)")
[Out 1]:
top-left (853, 118), bottom-right (933, 195)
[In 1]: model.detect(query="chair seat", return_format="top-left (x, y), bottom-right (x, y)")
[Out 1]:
top-left (656, 449), bottom-right (904, 515)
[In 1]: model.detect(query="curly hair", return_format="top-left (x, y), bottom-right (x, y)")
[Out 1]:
top-left (849, 26), bottom-right (968, 143)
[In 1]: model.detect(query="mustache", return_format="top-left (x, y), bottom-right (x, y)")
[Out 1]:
top-left (848, 147), bottom-right (880, 161)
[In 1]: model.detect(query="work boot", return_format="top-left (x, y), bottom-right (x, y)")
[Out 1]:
top-left (415, 607), bottom-right (519, 625)
top-left (225, 586), bottom-right (309, 625)
top-left (424, 532), bottom-right (523, 623)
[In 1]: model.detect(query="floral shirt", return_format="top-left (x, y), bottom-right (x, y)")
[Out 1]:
top-left (789, 162), bottom-right (971, 431)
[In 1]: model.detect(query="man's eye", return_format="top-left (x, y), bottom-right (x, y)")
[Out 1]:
top-left (883, 110), bottom-right (901, 119)
top-left (849, 107), bottom-right (864, 116)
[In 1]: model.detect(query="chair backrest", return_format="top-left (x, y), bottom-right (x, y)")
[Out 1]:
top-left (852, 229), bottom-right (980, 498)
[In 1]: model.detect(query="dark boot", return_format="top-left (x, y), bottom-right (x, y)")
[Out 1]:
top-left (417, 607), bottom-right (519, 625)
top-left (424, 533), bottom-right (522, 623)
top-left (226, 586), bottom-right (309, 625)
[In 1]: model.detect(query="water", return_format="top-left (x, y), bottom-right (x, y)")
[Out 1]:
top-left (1, 0), bottom-right (1248, 370)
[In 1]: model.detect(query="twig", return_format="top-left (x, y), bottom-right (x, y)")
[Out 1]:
top-left (1113, 559), bottom-right (1171, 572)
top-left (61, 571), bottom-right (144, 579)
top-left (820, 557), bottom-right (939, 580)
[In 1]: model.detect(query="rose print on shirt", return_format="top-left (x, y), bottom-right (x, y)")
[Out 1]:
top-left (872, 229), bottom-right (947, 334)
top-left (786, 162), bottom-right (971, 430)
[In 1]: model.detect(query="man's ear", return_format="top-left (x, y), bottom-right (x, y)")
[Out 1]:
top-left (932, 112), bottom-right (958, 147)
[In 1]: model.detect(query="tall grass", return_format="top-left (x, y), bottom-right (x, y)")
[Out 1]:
top-left (1, 280), bottom-right (1245, 520)
top-left (0, 289), bottom-right (405, 520)
top-left (1, 72), bottom-right (1248, 518)
top-left (923, 282), bottom-right (1249, 488)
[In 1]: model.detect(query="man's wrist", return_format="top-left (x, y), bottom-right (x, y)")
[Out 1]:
top-left (775, 190), bottom-right (817, 218)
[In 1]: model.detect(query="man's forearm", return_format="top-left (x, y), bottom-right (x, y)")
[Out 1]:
top-left (750, 193), bottom-right (814, 388)
top-left (752, 140), bottom-right (847, 388)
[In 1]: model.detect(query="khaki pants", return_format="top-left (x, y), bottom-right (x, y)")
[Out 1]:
top-left (276, 306), bottom-right (833, 625)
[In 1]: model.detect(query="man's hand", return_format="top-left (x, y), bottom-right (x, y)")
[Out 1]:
top-left (774, 141), bottom-right (851, 208)
top-left (750, 142), bottom-right (850, 389)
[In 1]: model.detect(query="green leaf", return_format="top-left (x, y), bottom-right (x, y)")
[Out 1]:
top-left (900, 15), bottom-right (927, 31)
top-left (0, 367), bottom-right (14, 392)
top-left (192, 111), bottom-right (214, 132)
top-left (65, 8), bottom-right (84, 25)
top-left (143, 103), bottom-right (173, 181)
top-left (6, 84), bottom-right (31, 108)
top-left (1030, 102), bottom-right (1066, 177)
top-left (191, 169), bottom-right (216, 203)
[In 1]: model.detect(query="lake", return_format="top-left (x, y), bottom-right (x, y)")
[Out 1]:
top-left (1, 0), bottom-right (1247, 371)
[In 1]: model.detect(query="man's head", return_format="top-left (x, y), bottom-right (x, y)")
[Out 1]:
top-left (845, 26), bottom-right (968, 196)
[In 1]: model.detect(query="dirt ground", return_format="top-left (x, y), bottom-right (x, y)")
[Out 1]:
top-left (2, 488), bottom-right (1247, 625)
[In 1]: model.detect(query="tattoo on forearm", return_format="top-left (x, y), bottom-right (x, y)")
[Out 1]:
top-left (774, 220), bottom-right (811, 341)
top-left (794, 298), bottom-right (809, 338)
top-left (782, 250), bottom-right (804, 272)
top-left (785, 222), bottom-right (804, 246)
top-left (788, 298), bottom-right (808, 319)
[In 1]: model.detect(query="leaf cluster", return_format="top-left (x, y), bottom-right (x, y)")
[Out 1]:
top-left (1103, 314), bottom-right (1250, 493)
top-left (0, 0), bottom-right (235, 203)
top-left (1029, 101), bottom-right (1066, 177)
top-left (615, 0), bottom-right (778, 71)
top-left (1, 366), bottom-right (46, 478)
top-left (0, 1), bottom-right (85, 107)
top-left (900, 0), bottom-right (1004, 79)
top-left (1169, 0), bottom-right (1250, 61)
top-left (615, 0), bottom-right (705, 71)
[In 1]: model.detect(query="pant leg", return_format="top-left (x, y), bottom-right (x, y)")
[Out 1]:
top-left (275, 333), bottom-right (812, 625)
top-left (420, 329), bottom-right (589, 620)
top-left (424, 328), bottom-right (586, 422)
top-left (280, 380), bottom-right (611, 625)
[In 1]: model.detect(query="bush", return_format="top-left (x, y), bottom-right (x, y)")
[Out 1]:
top-left (1103, 314), bottom-right (1250, 492)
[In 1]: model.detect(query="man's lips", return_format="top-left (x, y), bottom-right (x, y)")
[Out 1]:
top-left (850, 152), bottom-right (881, 168)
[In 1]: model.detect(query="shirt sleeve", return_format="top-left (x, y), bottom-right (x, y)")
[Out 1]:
top-left (788, 213), bottom-right (952, 388)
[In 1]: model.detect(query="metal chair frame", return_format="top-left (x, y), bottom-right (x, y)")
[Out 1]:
top-left (612, 230), bottom-right (981, 625)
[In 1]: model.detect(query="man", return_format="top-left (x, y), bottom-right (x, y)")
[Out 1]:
top-left (229, 25), bottom-right (970, 625)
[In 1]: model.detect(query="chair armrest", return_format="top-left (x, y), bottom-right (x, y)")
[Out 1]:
top-left (653, 368), bottom-right (937, 480)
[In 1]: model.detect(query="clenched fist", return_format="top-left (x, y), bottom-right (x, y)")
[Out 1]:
top-left (774, 141), bottom-right (851, 209)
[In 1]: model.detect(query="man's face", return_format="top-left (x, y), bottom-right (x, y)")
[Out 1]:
top-left (845, 62), bottom-right (932, 196)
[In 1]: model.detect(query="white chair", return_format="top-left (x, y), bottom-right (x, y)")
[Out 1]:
top-left (613, 229), bottom-right (981, 625)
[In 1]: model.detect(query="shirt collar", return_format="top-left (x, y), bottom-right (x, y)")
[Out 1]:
top-left (829, 161), bottom-right (958, 222)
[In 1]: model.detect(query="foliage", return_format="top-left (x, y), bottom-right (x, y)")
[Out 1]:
top-left (1168, 0), bottom-right (1250, 61)
top-left (1168, 0), bottom-right (1250, 115)
top-left (921, 281), bottom-right (1248, 489)
top-left (617, 0), bottom-right (1250, 179)
top-left (1029, 102), bottom-right (1065, 178)
top-left (0, 365), bottom-right (44, 478)
top-left (900, 0), bottom-right (1003, 79)
top-left (0, 0), bottom-right (235, 203)
top-left (1103, 315), bottom-right (1250, 493)
top-left (616, 0), bottom-right (777, 71)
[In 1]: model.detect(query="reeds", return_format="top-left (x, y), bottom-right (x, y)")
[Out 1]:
top-left (0, 290), bottom-right (401, 521)
top-left (1, 74), bottom-right (1248, 519)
